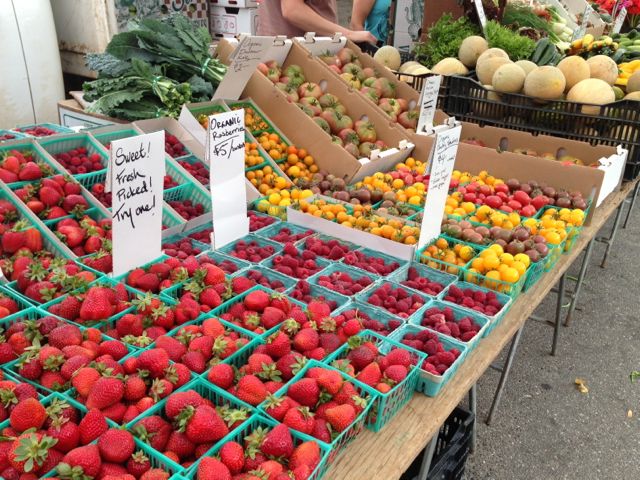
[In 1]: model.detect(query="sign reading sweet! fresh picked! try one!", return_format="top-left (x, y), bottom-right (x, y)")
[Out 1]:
top-left (110, 131), bottom-right (165, 276)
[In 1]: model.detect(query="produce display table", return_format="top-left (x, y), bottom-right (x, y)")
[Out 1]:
top-left (326, 180), bottom-right (637, 480)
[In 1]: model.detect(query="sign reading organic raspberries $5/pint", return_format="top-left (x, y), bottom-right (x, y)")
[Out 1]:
top-left (109, 131), bottom-right (165, 276)
top-left (207, 109), bottom-right (249, 249)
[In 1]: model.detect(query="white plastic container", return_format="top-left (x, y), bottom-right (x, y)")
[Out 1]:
top-left (0, 0), bottom-right (65, 128)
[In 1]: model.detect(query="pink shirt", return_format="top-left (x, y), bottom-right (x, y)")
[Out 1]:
top-left (257, 0), bottom-right (338, 37)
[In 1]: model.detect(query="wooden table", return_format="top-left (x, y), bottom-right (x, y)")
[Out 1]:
top-left (326, 180), bottom-right (637, 479)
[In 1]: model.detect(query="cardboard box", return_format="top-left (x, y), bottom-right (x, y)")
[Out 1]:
top-left (210, 0), bottom-right (257, 8)
top-left (295, 35), bottom-right (438, 149)
top-left (450, 145), bottom-right (604, 225)
top-left (432, 110), bottom-right (626, 207)
top-left (209, 5), bottom-right (258, 38)
top-left (287, 201), bottom-right (417, 261)
top-left (58, 99), bottom-right (124, 129)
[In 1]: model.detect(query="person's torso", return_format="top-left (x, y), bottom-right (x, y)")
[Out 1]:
top-left (257, 0), bottom-right (338, 37)
top-left (365, 0), bottom-right (392, 43)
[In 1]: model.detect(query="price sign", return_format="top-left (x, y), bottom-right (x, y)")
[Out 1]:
top-left (417, 75), bottom-right (442, 135)
top-left (474, 0), bottom-right (488, 31)
top-left (207, 109), bottom-right (249, 249)
top-left (573, 4), bottom-right (594, 40)
top-left (613, 7), bottom-right (627, 34)
top-left (213, 36), bottom-right (275, 101)
top-left (110, 131), bottom-right (165, 276)
top-left (418, 124), bottom-right (462, 249)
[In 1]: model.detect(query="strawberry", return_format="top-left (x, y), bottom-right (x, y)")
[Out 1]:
top-left (10, 398), bottom-right (46, 432)
top-left (290, 440), bottom-right (322, 471)
top-left (287, 378), bottom-right (319, 408)
top-left (197, 456), bottom-right (232, 480)
top-left (317, 369), bottom-right (343, 394)
top-left (207, 363), bottom-right (235, 390)
top-left (293, 328), bottom-right (320, 352)
top-left (98, 429), bottom-right (135, 463)
top-left (325, 404), bottom-right (356, 432)
top-left (7, 432), bottom-right (58, 474)
top-left (261, 424), bottom-right (294, 458)
top-left (47, 421), bottom-right (80, 453)
top-left (85, 376), bottom-right (124, 410)
top-left (58, 444), bottom-right (102, 478)
top-left (136, 348), bottom-right (169, 379)
top-left (127, 451), bottom-right (151, 478)
top-left (140, 468), bottom-right (170, 479)
top-left (79, 286), bottom-right (115, 321)
top-left (132, 416), bottom-right (171, 452)
top-left (180, 405), bottom-right (229, 444)
top-left (235, 375), bottom-right (268, 406)
top-left (71, 367), bottom-right (101, 397)
top-left (164, 390), bottom-right (203, 420)
top-left (244, 289), bottom-right (270, 311)
top-left (386, 348), bottom-right (412, 367)
top-left (283, 406), bottom-right (315, 435)
top-left (384, 364), bottom-right (408, 385)
top-left (347, 345), bottom-right (375, 371)
top-left (357, 362), bottom-right (382, 387)
top-left (219, 441), bottom-right (245, 474)
top-left (78, 408), bottom-right (108, 444)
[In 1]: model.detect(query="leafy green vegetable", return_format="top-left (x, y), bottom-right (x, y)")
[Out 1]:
top-left (83, 58), bottom-right (192, 120)
top-left (412, 14), bottom-right (480, 67)
top-left (484, 20), bottom-right (537, 60)
top-left (83, 14), bottom-right (226, 120)
top-left (502, 3), bottom-right (558, 42)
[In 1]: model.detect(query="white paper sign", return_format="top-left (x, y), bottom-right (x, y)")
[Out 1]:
top-left (474, 0), bottom-right (488, 30)
top-left (573, 4), bottom-right (593, 40)
top-left (417, 75), bottom-right (442, 135)
top-left (207, 109), bottom-right (249, 249)
top-left (213, 36), bottom-right (276, 101)
top-left (110, 131), bottom-right (165, 276)
top-left (613, 7), bottom-right (627, 34)
top-left (418, 125), bottom-right (462, 249)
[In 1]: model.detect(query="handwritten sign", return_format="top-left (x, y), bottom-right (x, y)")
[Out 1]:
top-left (207, 109), bottom-right (249, 249)
top-left (573, 4), bottom-right (593, 40)
top-left (213, 36), bottom-right (275, 101)
top-left (613, 7), bottom-right (627, 34)
top-left (418, 125), bottom-right (462, 249)
top-left (110, 131), bottom-right (165, 276)
top-left (417, 75), bottom-right (442, 135)
top-left (474, 0), bottom-right (487, 31)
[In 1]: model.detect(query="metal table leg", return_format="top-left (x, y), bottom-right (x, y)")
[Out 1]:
top-left (485, 326), bottom-right (524, 426)
top-left (468, 384), bottom-right (477, 454)
top-left (564, 239), bottom-right (595, 327)
top-left (551, 274), bottom-right (566, 356)
top-left (596, 203), bottom-right (624, 268)
top-left (623, 181), bottom-right (640, 229)
top-left (417, 435), bottom-right (439, 480)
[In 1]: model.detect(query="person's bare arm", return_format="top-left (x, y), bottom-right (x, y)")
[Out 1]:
top-left (280, 0), bottom-right (377, 43)
top-left (350, 0), bottom-right (375, 31)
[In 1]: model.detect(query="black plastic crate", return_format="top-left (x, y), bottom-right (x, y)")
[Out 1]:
top-left (442, 75), bottom-right (640, 180)
top-left (401, 406), bottom-right (475, 480)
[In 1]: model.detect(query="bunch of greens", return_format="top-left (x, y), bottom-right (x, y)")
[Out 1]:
top-left (501, 3), bottom-right (558, 42)
top-left (83, 15), bottom-right (226, 120)
top-left (84, 58), bottom-right (192, 120)
top-left (484, 20), bottom-right (537, 60)
top-left (413, 14), bottom-right (480, 66)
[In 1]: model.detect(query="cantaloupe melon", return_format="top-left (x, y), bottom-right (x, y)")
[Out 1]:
top-left (410, 66), bottom-right (431, 75)
top-left (458, 36), bottom-right (489, 68)
top-left (477, 48), bottom-right (509, 67)
top-left (477, 57), bottom-right (511, 85)
top-left (492, 63), bottom-right (526, 93)
top-left (624, 91), bottom-right (640, 101)
top-left (523, 66), bottom-right (565, 100)
top-left (567, 78), bottom-right (615, 114)
top-left (627, 70), bottom-right (640, 93)
top-left (399, 61), bottom-right (421, 73)
top-left (374, 46), bottom-right (402, 71)
top-left (556, 56), bottom-right (590, 91)
top-left (515, 60), bottom-right (537, 75)
top-left (431, 58), bottom-right (469, 76)
top-left (586, 55), bottom-right (618, 85)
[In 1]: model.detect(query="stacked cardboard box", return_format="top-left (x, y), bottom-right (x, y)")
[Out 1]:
top-left (209, 0), bottom-right (259, 38)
